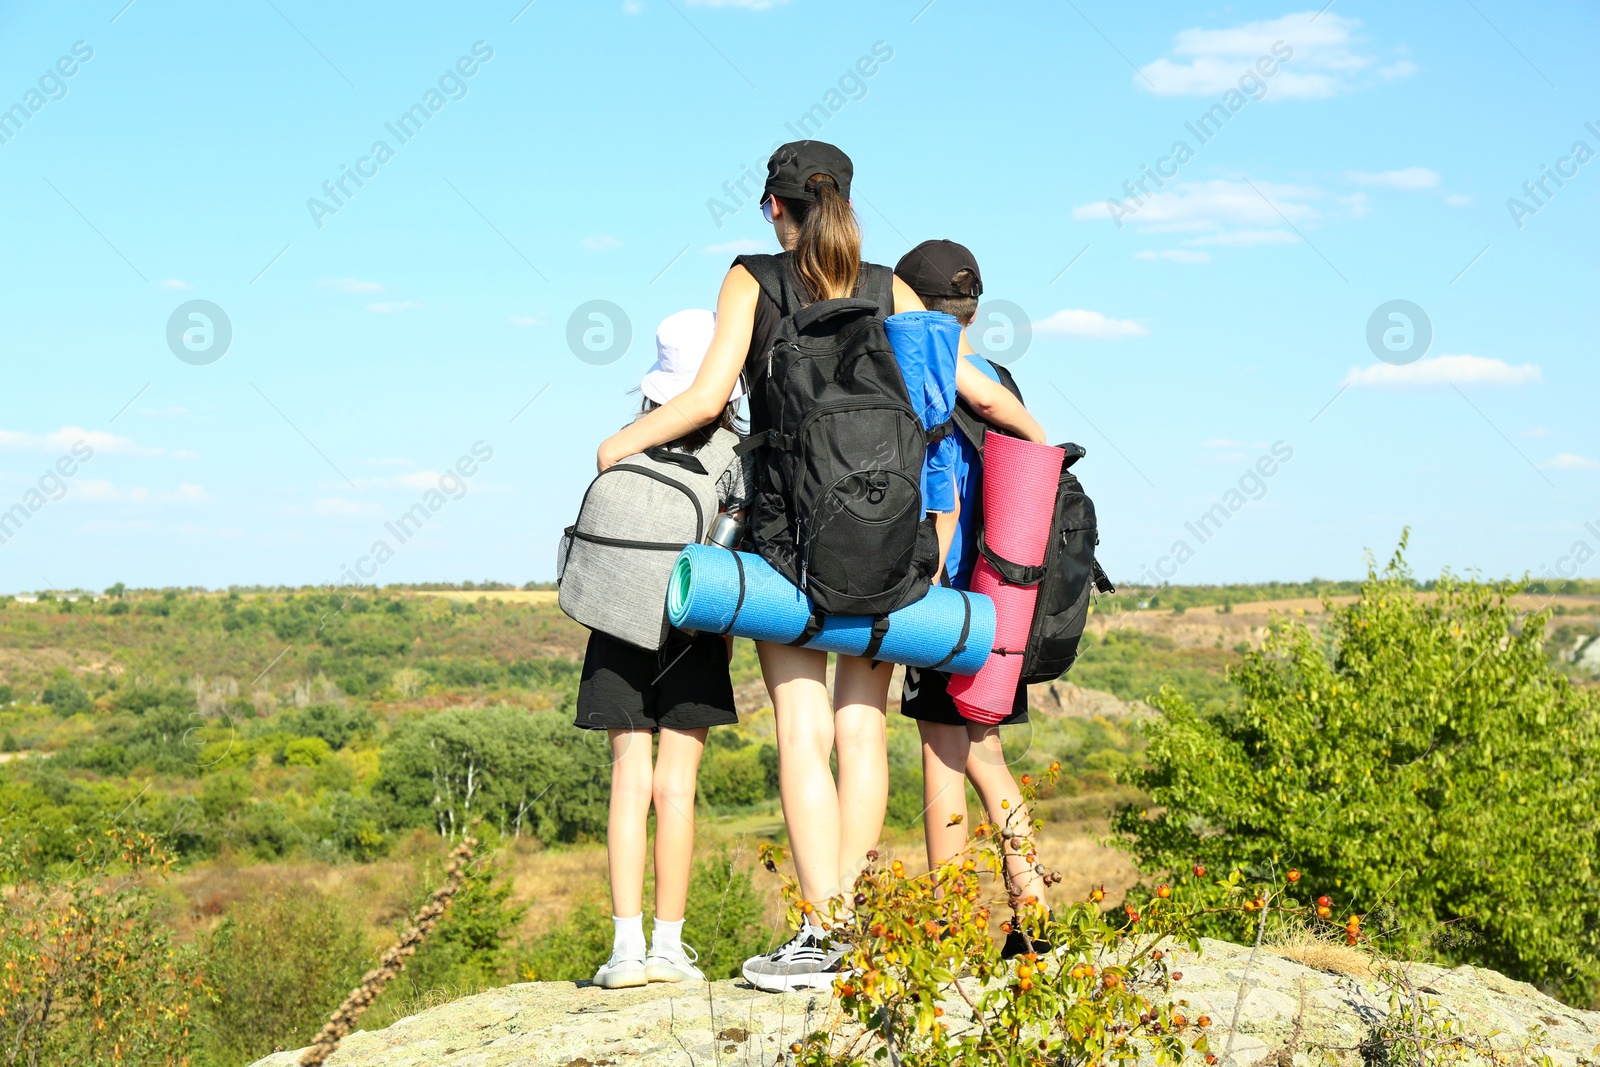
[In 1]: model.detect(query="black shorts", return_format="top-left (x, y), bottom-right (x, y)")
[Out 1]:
top-left (575, 630), bottom-right (738, 732)
top-left (899, 665), bottom-right (1029, 728)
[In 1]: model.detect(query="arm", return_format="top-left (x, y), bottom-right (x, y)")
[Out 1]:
top-left (934, 497), bottom-right (959, 581)
top-left (596, 266), bottom-right (759, 471)
top-left (955, 358), bottom-right (1046, 444)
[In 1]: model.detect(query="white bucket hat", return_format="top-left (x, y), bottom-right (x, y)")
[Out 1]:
top-left (640, 308), bottom-right (745, 406)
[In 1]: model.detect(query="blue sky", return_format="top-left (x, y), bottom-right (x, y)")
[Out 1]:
top-left (0, 0), bottom-right (1595, 591)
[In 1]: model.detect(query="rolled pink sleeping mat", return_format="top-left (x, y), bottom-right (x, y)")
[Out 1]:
top-left (948, 432), bottom-right (1067, 724)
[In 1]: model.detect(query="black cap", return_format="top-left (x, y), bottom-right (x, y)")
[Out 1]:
top-left (895, 239), bottom-right (984, 299)
top-left (764, 140), bottom-right (853, 203)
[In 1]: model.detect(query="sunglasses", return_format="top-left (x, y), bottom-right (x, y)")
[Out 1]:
top-left (760, 196), bottom-right (775, 224)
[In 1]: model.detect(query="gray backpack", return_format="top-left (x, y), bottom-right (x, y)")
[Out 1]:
top-left (558, 428), bottom-right (740, 650)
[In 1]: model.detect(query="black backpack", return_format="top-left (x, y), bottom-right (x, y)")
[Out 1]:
top-left (951, 363), bottom-right (1114, 684)
top-left (736, 254), bottom-right (940, 629)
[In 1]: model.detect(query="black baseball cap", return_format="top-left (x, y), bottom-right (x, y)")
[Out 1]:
top-left (763, 140), bottom-right (853, 203)
top-left (895, 239), bottom-right (984, 299)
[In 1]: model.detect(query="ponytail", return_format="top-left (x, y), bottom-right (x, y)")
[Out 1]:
top-left (782, 175), bottom-right (860, 301)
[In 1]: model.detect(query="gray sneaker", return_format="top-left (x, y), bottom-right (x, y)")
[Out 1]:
top-left (741, 928), bottom-right (849, 993)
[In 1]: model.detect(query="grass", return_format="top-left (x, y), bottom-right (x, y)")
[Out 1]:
top-left (1267, 923), bottom-right (1375, 977)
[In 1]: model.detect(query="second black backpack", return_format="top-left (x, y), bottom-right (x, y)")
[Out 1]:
top-left (952, 364), bottom-right (1115, 684)
top-left (737, 254), bottom-right (939, 621)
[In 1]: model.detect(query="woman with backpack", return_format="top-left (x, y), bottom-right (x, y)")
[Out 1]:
top-left (597, 141), bottom-right (1038, 992)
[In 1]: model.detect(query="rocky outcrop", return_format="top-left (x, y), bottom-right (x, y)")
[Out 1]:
top-left (1028, 680), bottom-right (1151, 720)
top-left (252, 938), bottom-right (1600, 1067)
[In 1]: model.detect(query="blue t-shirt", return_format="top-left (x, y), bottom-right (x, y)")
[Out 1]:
top-left (946, 354), bottom-right (1004, 591)
top-left (883, 311), bottom-right (960, 513)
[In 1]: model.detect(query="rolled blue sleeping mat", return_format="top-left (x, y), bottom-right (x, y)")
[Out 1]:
top-left (668, 544), bottom-right (995, 675)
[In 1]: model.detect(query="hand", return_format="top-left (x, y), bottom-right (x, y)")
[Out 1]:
top-left (597, 437), bottom-right (627, 473)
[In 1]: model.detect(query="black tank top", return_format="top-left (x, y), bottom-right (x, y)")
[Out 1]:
top-left (734, 252), bottom-right (896, 435)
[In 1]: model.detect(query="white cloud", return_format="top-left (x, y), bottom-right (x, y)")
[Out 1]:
top-left (312, 497), bottom-right (383, 516)
top-left (1135, 249), bottom-right (1212, 264)
top-left (582, 234), bottom-right (622, 250)
top-left (704, 238), bottom-right (768, 255)
top-left (1034, 309), bottom-right (1149, 340)
top-left (1342, 354), bottom-right (1542, 388)
top-left (687, 0), bottom-right (787, 7)
top-left (1445, 194), bottom-right (1474, 207)
top-left (321, 278), bottom-right (385, 293)
top-left (160, 279), bottom-right (192, 290)
top-left (1543, 454), bottom-right (1600, 471)
top-left (393, 471), bottom-right (447, 491)
top-left (508, 315), bottom-right (545, 327)
top-left (1186, 229), bottom-right (1302, 246)
top-left (367, 301), bottom-right (424, 314)
top-left (0, 426), bottom-right (165, 457)
top-left (1136, 11), bottom-right (1404, 99)
top-left (1521, 427), bottom-right (1550, 438)
top-left (71, 480), bottom-right (209, 504)
top-left (623, 0), bottom-right (644, 11)
top-left (1347, 167), bottom-right (1440, 189)
top-left (1074, 179), bottom-right (1318, 237)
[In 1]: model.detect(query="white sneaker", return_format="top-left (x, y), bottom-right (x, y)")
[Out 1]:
top-left (645, 941), bottom-right (705, 983)
top-left (592, 949), bottom-right (647, 989)
top-left (741, 927), bottom-right (850, 993)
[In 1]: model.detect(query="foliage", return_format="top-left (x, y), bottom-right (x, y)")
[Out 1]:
top-left (377, 707), bottom-right (611, 842)
top-left (0, 826), bottom-right (204, 1067)
top-left (1115, 541), bottom-right (1600, 1003)
top-left (768, 767), bottom-right (1253, 1067)
top-left (39, 669), bottom-right (91, 715)
top-left (281, 703), bottom-right (376, 750)
top-left (1071, 629), bottom-right (1238, 709)
top-left (198, 885), bottom-right (370, 1066)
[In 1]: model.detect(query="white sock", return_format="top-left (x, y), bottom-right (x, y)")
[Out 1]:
top-left (612, 914), bottom-right (645, 960)
top-left (652, 916), bottom-right (684, 956)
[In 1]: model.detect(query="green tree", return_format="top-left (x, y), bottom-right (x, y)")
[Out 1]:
top-left (377, 707), bottom-right (610, 842)
top-left (40, 669), bottom-right (91, 715)
top-left (1116, 542), bottom-right (1600, 1003)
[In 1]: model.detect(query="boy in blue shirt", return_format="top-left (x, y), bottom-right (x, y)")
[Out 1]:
top-left (893, 240), bottom-right (1051, 958)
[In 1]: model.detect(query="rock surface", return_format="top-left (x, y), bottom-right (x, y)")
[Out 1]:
top-left (253, 938), bottom-right (1600, 1067)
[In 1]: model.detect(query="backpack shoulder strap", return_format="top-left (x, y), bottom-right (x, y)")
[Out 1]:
top-left (861, 262), bottom-right (895, 318)
top-left (733, 254), bottom-right (792, 315)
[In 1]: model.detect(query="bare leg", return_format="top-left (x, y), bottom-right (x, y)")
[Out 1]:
top-left (833, 655), bottom-right (892, 892)
top-left (607, 729), bottom-right (655, 918)
top-left (759, 641), bottom-right (839, 904)
top-left (651, 727), bottom-right (708, 922)
top-left (965, 724), bottom-right (1048, 907)
top-left (917, 719), bottom-right (971, 871)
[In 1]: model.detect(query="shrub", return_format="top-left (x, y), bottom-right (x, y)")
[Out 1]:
top-left (699, 743), bottom-right (768, 808)
top-left (198, 884), bottom-right (370, 1064)
top-left (284, 736), bottom-right (333, 766)
top-left (1115, 541), bottom-right (1600, 1004)
top-left (0, 826), bottom-right (203, 1066)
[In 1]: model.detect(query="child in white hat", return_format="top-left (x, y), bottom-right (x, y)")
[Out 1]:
top-left (577, 309), bottom-right (753, 989)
